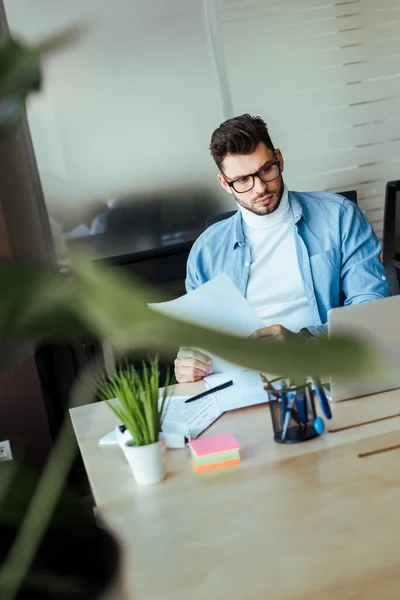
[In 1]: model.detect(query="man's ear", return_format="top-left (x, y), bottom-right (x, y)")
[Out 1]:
top-left (217, 173), bottom-right (233, 194)
top-left (275, 148), bottom-right (284, 174)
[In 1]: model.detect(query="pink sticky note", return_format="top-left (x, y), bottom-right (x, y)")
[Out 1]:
top-left (189, 433), bottom-right (240, 457)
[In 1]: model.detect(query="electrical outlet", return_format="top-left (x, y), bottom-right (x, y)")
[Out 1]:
top-left (0, 440), bottom-right (12, 462)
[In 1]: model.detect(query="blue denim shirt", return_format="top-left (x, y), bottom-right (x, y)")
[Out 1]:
top-left (186, 191), bottom-right (390, 335)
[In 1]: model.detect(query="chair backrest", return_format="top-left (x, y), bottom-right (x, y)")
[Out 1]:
top-left (383, 180), bottom-right (400, 295)
top-left (383, 181), bottom-right (400, 261)
top-left (206, 190), bottom-right (358, 229)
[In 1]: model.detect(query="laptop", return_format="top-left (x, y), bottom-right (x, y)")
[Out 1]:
top-left (328, 295), bottom-right (400, 401)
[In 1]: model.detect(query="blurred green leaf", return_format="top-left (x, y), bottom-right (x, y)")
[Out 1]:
top-left (0, 39), bottom-right (41, 98)
top-left (0, 463), bottom-right (92, 528)
top-left (0, 257), bottom-right (388, 380)
top-left (0, 261), bottom-right (88, 339)
top-left (0, 25), bottom-right (83, 134)
top-left (35, 24), bottom-right (85, 55)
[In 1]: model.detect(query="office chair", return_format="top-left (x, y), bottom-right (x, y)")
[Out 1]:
top-left (383, 181), bottom-right (400, 296)
top-left (206, 189), bottom-right (358, 228)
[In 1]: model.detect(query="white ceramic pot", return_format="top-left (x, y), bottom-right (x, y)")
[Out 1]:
top-left (123, 439), bottom-right (166, 486)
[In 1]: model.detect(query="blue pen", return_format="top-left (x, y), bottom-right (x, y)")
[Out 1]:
top-left (312, 377), bottom-right (332, 420)
top-left (295, 390), bottom-right (308, 424)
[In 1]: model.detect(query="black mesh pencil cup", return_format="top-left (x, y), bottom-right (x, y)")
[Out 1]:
top-left (264, 378), bottom-right (319, 444)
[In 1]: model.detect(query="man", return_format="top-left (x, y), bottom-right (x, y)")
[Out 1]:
top-left (175, 114), bottom-right (390, 383)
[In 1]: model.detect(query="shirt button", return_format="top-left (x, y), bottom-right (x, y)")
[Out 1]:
top-left (244, 261), bottom-right (250, 267)
top-left (382, 275), bottom-right (387, 280)
top-left (238, 242), bottom-right (245, 247)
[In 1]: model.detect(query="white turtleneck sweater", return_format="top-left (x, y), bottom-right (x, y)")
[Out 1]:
top-left (239, 186), bottom-right (314, 333)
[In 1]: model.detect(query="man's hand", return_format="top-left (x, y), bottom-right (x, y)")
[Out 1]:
top-left (249, 324), bottom-right (302, 342)
top-left (174, 348), bottom-right (213, 383)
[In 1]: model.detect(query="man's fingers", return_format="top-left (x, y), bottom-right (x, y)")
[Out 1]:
top-left (178, 348), bottom-right (212, 365)
top-left (250, 325), bottom-right (281, 339)
top-left (174, 358), bottom-right (212, 375)
top-left (174, 365), bottom-right (208, 383)
top-left (177, 366), bottom-right (209, 378)
top-left (174, 356), bottom-right (213, 383)
top-left (175, 373), bottom-right (204, 383)
top-left (184, 358), bottom-right (212, 371)
top-left (175, 349), bottom-right (213, 383)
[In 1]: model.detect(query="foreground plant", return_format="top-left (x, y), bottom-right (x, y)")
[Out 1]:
top-left (0, 22), bottom-right (391, 600)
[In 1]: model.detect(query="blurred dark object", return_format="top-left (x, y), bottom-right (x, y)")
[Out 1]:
top-left (35, 340), bottom-right (100, 440)
top-left (0, 524), bottom-right (120, 599)
top-left (205, 189), bottom-right (358, 228)
top-left (68, 188), bottom-right (223, 261)
top-left (94, 241), bottom-right (191, 298)
top-left (0, 462), bottom-right (120, 599)
top-left (340, 189), bottom-right (358, 205)
top-left (383, 180), bottom-right (400, 296)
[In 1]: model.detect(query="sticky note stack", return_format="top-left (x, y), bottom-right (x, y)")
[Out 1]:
top-left (189, 433), bottom-right (241, 473)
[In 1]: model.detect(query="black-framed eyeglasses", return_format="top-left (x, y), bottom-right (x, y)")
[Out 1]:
top-left (224, 160), bottom-right (281, 194)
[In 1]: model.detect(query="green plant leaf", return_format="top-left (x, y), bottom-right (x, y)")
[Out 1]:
top-left (69, 259), bottom-right (388, 380)
top-left (0, 257), bottom-right (389, 380)
top-left (35, 24), bottom-right (85, 56)
top-left (0, 39), bottom-right (41, 98)
top-left (0, 260), bottom-right (89, 341)
top-left (0, 25), bottom-right (83, 134)
top-left (101, 358), bottom-right (165, 446)
top-left (0, 463), bottom-right (92, 528)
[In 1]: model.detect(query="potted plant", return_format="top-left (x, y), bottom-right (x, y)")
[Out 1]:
top-left (99, 358), bottom-right (171, 485)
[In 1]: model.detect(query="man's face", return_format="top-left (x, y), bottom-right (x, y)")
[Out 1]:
top-left (218, 143), bottom-right (285, 216)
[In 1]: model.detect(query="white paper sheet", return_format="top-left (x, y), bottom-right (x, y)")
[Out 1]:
top-left (161, 395), bottom-right (222, 438)
top-left (205, 371), bottom-right (272, 411)
top-left (148, 274), bottom-right (265, 373)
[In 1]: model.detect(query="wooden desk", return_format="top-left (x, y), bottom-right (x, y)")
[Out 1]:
top-left (70, 385), bottom-right (400, 600)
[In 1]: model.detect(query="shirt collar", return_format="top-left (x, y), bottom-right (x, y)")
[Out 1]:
top-left (238, 185), bottom-right (290, 228)
top-left (232, 189), bottom-right (304, 248)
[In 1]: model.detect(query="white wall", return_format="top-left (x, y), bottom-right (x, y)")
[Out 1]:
top-left (217, 0), bottom-right (400, 238)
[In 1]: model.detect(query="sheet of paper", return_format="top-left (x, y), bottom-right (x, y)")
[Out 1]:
top-left (161, 395), bottom-right (222, 438)
top-left (98, 429), bottom-right (117, 445)
top-left (149, 274), bottom-right (265, 373)
top-left (205, 371), bottom-right (273, 412)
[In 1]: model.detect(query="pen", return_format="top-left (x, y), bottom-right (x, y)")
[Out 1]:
top-left (311, 376), bottom-right (332, 420)
top-left (296, 390), bottom-right (308, 424)
top-left (184, 380), bottom-right (234, 404)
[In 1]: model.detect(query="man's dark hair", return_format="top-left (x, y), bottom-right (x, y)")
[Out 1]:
top-left (210, 114), bottom-right (275, 172)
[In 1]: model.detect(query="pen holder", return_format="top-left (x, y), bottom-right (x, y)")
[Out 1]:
top-left (264, 378), bottom-right (319, 445)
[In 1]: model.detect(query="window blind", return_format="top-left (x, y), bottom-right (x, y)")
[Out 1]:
top-left (216, 0), bottom-right (400, 237)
